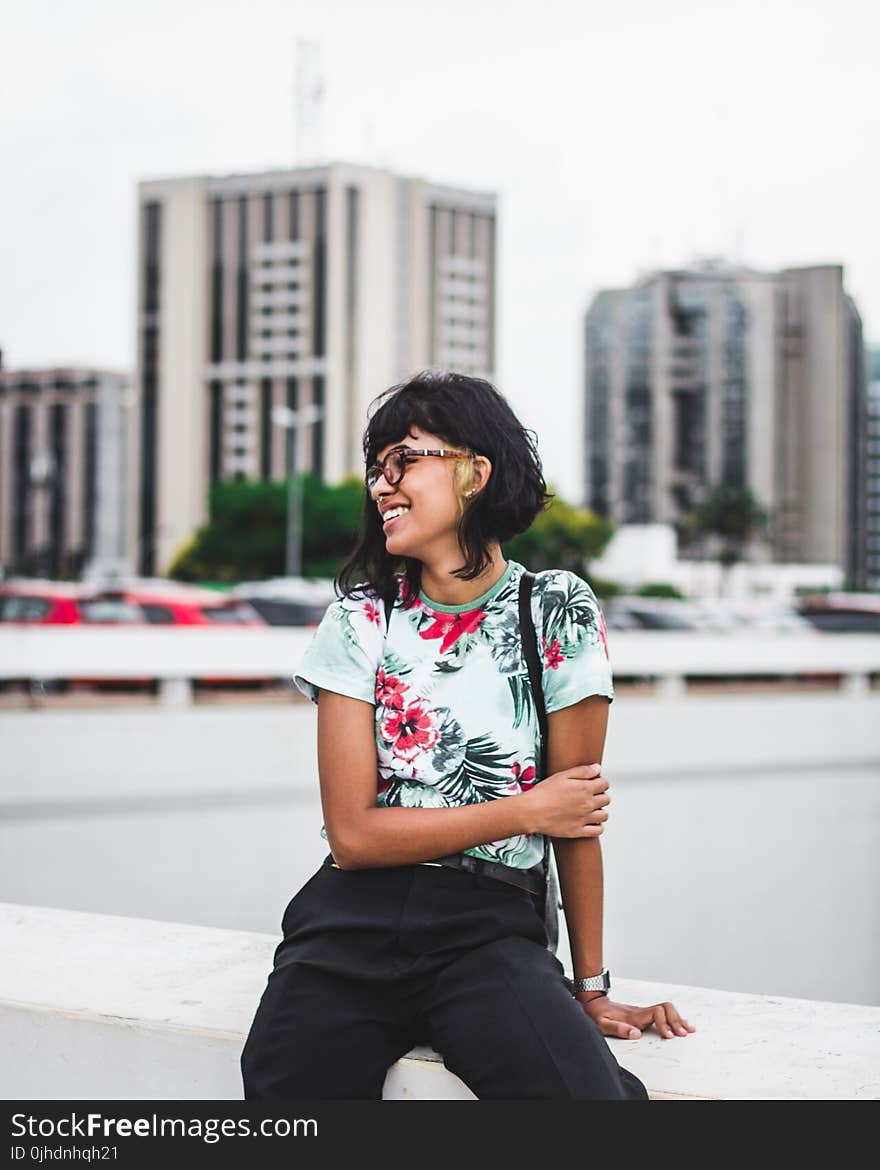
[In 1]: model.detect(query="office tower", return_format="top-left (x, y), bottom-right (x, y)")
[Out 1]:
top-left (583, 261), bottom-right (868, 585)
top-left (0, 363), bottom-right (130, 579)
top-left (134, 163), bottom-right (497, 575)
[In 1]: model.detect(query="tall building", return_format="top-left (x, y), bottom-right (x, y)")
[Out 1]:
top-left (583, 261), bottom-right (868, 586)
top-left (0, 364), bottom-right (130, 580)
top-left (134, 162), bottom-right (497, 575)
top-left (866, 348), bottom-right (880, 590)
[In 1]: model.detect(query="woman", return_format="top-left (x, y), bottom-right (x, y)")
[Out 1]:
top-left (241, 370), bottom-right (694, 1101)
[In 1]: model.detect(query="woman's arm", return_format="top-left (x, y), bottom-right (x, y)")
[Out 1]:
top-left (546, 695), bottom-right (610, 995)
top-left (315, 689), bottom-right (608, 869)
top-left (549, 693), bottom-right (696, 1041)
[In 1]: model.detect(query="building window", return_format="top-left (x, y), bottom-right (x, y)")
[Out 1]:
top-left (236, 196), bottom-right (249, 362)
top-left (210, 199), bottom-right (224, 362)
top-left (313, 187), bottom-right (326, 357)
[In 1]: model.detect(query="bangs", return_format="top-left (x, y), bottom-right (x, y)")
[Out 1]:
top-left (364, 384), bottom-right (466, 465)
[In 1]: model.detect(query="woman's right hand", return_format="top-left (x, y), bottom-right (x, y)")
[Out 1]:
top-left (522, 764), bottom-right (610, 837)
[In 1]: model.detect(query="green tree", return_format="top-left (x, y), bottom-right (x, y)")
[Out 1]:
top-left (505, 489), bottom-right (615, 578)
top-left (679, 484), bottom-right (769, 592)
top-left (635, 582), bottom-right (685, 599)
top-left (167, 475), bottom-right (363, 582)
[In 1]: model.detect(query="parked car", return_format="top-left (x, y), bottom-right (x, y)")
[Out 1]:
top-left (92, 579), bottom-right (266, 627)
top-left (232, 577), bottom-right (336, 627)
top-left (603, 596), bottom-right (707, 631)
top-left (0, 578), bottom-right (141, 625)
top-left (796, 592), bottom-right (880, 633)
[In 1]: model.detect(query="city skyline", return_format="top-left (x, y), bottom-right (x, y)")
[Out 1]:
top-left (2, 0), bottom-right (878, 502)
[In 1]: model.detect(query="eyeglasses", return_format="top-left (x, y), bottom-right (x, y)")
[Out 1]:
top-left (365, 446), bottom-right (473, 492)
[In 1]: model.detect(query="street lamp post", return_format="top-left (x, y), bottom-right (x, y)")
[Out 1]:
top-left (271, 403), bottom-right (323, 578)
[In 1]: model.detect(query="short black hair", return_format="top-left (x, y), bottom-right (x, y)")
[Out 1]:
top-left (335, 370), bottom-right (553, 610)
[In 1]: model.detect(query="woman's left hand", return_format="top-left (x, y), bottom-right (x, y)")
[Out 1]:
top-left (578, 995), bottom-right (696, 1040)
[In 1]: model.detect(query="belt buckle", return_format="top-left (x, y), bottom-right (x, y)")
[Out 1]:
top-left (459, 854), bottom-right (479, 874)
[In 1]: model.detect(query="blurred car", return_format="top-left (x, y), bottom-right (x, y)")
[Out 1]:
top-left (232, 577), bottom-right (336, 627)
top-left (0, 576), bottom-right (274, 690)
top-left (93, 579), bottom-right (266, 627)
top-left (0, 577), bottom-right (141, 625)
top-left (603, 596), bottom-right (707, 631)
top-left (796, 592), bottom-right (880, 633)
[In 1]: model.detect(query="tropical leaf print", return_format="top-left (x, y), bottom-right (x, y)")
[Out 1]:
top-left (537, 572), bottom-right (602, 657)
top-left (436, 732), bottom-right (517, 805)
top-left (481, 607), bottom-right (522, 675)
top-left (508, 672), bottom-right (537, 732)
top-left (473, 832), bottom-right (541, 867)
top-left (430, 708), bottom-right (467, 774)
top-left (432, 637), bottom-right (473, 674)
top-left (380, 645), bottom-right (413, 681)
top-left (331, 604), bottom-right (365, 657)
top-left (385, 781), bottom-right (450, 809)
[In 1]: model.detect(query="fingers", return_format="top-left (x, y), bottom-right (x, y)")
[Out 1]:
top-left (651, 1002), bottom-right (695, 1038)
top-left (606, 1018), bottom-right (641, 1040)
top-left (588, 1007), bottom-right (641, 1040)
top-left (663, 1003), bottom-right (696, 1035)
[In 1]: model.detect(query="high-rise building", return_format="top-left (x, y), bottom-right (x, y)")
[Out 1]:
top-left (583, 261), bottom-right (868, 586)
top-left (134, 163), bottom-right (497, 575)
top-left (0, 364), bottom-right (130, 579)
top-left (866, 348), bottom-right (880, 590)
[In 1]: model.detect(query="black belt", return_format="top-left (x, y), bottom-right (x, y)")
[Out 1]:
top-left (420, 852), bottom-right (544, 896)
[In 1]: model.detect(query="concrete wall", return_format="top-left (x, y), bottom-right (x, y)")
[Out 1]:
top-left (2, 903), bottom-right (878, 1100)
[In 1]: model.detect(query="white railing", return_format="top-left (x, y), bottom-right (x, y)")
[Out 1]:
top-left (1, 902), bottom-right (877, 1100)
top-left (0, 628), bottom-right (877, 705)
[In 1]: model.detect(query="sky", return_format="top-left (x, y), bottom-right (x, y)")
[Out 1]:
top-left (2, 0), bottom-right (878, 500)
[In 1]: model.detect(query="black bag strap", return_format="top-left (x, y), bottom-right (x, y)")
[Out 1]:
top-left (517, 571), bottom-right (547, 781)
top-left (518, 570), bottom-right (562, 952)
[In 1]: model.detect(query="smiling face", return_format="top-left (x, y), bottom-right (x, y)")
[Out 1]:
top-left (369, 426), bottom-right (480, 562)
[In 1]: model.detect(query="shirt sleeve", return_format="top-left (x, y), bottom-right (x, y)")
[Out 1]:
top-left (532, 569), bottom-right (614, 713)
top-left (293, 591), bottom-right (386, 705)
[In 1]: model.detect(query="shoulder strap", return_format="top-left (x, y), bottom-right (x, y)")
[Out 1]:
top-left (518, 569), bottom-right (561, 948)
top-left (518, 570), bottom-right (547, 781)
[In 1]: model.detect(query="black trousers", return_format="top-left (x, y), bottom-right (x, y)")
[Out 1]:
top-left (240, 855), bottom-right (649, 1101)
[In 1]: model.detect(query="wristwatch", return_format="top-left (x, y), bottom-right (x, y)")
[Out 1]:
top-left (571, 968), bottom-right (611, 996)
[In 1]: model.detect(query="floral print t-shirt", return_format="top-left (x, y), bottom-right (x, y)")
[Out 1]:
top-left (293, 559), bottom-right (613, 870)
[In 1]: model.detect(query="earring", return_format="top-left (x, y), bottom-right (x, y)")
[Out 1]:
top-left (466, 490), bottom-right (475, 497)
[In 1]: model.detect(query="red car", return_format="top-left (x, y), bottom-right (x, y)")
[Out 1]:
top-left (0, 577), bottom-right (271, 690)
top-left (0, 578), bottom-right (141, 625)
top-left (92, 579), bottom-right (265, 627)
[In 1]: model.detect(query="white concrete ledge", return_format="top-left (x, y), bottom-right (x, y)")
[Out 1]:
top-left (1, 627), bottom-right (878, 681)
top-left (1, 903), bottom-right (878, 1100)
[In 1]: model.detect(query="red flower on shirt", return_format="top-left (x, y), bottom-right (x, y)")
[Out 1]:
top-left (363, 600), bottom-right (382, 627)
top-left (598, 612), bottom-right (610, 660)
top-left (542, 636), bottom-right (563, 670)
top-left (379, 698), bottom-right (440, 762)
top-left (375, 668), bottom-right (407, 710)
top-left (419, 607), bottom-right (485, 654)
top-left (511, 761), bottom-right (537, 791)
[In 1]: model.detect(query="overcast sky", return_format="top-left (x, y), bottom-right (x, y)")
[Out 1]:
top-left (2, 0), bottom-right (877, 499)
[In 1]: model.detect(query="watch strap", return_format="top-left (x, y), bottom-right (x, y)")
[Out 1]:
top-left (571, 968), bottom-right (611, 996)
